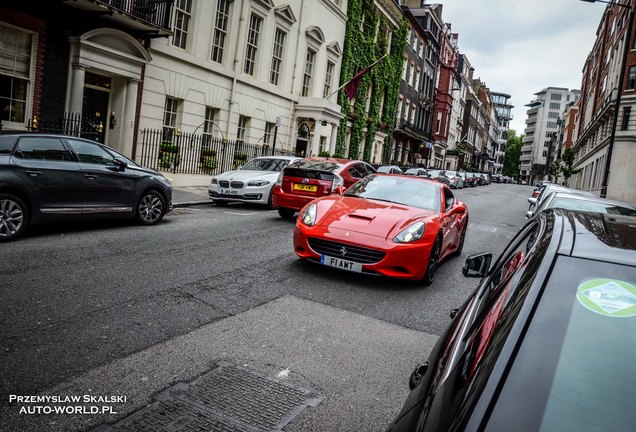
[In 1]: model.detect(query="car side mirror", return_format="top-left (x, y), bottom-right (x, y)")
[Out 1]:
top-left (335, 186), bottom-right (346, 195)
top-left (528, 197), bottom-right (537, 205)
top-left (463, 253), bottom-right (492, 278)
top-left (113, 157), bottom-right (128, 171)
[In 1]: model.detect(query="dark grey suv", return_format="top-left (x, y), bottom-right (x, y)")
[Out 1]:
top-left (0, 133), bottom-right (172, 241)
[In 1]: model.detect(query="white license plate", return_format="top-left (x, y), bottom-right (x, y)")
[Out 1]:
top-left (320, 255), bottom-right (362, 273)
top-left (221, 189), bottom-right (238, 195)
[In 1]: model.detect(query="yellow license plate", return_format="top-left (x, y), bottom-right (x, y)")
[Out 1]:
top-left (293, 183), bottom-right (318, 192)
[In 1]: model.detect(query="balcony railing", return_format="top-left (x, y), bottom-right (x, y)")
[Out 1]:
top-left (63, 0), bottom-right (173, 35)
top-left (396, 119), bottom-right (430, 139)
top-left (98, 0), bottom-right (173, 29)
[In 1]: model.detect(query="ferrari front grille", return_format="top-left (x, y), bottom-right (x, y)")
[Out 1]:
top-left (308, 237), bottom-right (386, 264)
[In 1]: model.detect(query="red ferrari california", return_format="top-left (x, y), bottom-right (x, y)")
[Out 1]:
top-left (293, 174), bottom-right (469, 284)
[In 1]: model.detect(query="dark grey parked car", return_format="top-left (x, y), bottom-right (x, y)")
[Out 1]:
top-left (386, 209), bottom-right (636, 431)
top-left (0, 133), bottom-right (172, 241)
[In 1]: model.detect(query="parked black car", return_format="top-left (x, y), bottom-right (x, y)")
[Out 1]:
top-left (385, 209), bottom-right (636, 431)
top-left (0, 133), bottom-right (172, 241)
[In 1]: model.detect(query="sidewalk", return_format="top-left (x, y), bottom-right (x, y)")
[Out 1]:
top-left (160, 172), bottom-right (212, 208)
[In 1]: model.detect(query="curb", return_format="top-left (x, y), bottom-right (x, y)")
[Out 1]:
top-left (173, 201), bottom-right (213, 208)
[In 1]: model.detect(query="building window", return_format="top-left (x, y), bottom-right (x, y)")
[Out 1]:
top-left (550, 93), bottom-right (562, 101)
top-left (548, 111), bottom-right (559, 119)
top-left (244, 14), bottom-right (262, 76)
top-left (162, 97), bottom-right (180, 142)
top-left (547, 121), bottom-right (557, 128)
top-left (549, 102), bottom-right (560, 110)
top-left (0, 24), bottom-right (32, 124)
top-left (542, 150), bottom-right (548, 157)
top-left (270, 29), bottom-right (286, 85)
top-left (204, 106), bottom-right (219, 136)
top-left (264, 121), bottom-right (275, 145)
top-left (323, 61), bottom-right (335, 98)
top-left (621, 106), bottom-right (631, 130)
top-left (627, 65), bottom-right (636, 89)
top-left (211, 0), bottom-right (231, 63)
top-left (237, 115), bottom-right (249, 144)
top-left (301, 49), bottom-right (315, 97)
top-left (172, 0), bottom-right (192, 49)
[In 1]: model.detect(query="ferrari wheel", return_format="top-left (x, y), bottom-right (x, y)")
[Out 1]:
top-left (423, 235), bottom-right (441, 286)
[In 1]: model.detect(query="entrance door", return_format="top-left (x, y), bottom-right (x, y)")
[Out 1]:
top-left (82, 72), bottom-right (111, 143)
top-left (295, 139), bottom-right (308, 157)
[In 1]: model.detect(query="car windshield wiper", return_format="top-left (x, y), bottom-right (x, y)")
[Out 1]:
top-left (343, 193), bottom-right (365, 198)
top-left (367, 197), bottom-right (398, 204)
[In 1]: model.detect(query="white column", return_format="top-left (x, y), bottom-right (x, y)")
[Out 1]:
top-left (329, 123), bottom-right (338, 155)
top-left (310, 121), bottom-right (322, 156)
top-left (122, 78), bottom-right (139, 159)
top-left (69, 65), bottom-right (85, 114)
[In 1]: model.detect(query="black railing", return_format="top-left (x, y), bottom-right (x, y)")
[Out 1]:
top-left (98, 0), bottom-right (173, 30)
top-left (26, 112), bottom-right (104, 142)
top-left (138, 129), bottom-right (295, 175)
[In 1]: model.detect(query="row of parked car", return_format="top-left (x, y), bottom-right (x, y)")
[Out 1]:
top-left (377, 165), bottom-right (498, 189)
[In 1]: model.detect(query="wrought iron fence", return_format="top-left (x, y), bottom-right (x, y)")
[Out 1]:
top-left (138, 129), bottom-right (294, 175)
top-left (26, 112), bottom-right (104, 142)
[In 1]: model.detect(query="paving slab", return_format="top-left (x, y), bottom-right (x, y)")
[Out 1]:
top-left (1, 295), bottom-right (438, 432)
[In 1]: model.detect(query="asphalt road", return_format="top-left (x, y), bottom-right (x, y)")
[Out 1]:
top-left (0, 183), bottom-right (534, 432)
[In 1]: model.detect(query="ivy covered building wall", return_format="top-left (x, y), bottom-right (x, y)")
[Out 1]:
top-left (335, 0), bottom-right (407, 164)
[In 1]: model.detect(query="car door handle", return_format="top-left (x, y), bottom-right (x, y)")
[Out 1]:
top-left (84, 175), bottom-right (98, 180)
top-left (24, 170), bottom-right (41, 177)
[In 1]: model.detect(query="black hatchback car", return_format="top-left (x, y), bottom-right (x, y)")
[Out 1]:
top-left (385, 209), bottom-right (636, 431)
top-left (0, 133), bottom-right (172, 241)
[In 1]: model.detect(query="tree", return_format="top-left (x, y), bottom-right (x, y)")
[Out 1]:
top-left (549, 159), bottom-right (562, 181)
top-left (560, 148), bottom-right (582, 186)
top-left (502, 129), bottom-right (523, 179)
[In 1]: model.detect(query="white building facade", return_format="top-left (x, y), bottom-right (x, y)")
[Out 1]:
top-left (138, 0), bottom-right (348, 159)
top-left (520, 87), bottom-right (579, 184)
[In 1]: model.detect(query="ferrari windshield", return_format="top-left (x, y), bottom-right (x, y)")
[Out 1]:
top-left (240, 158), bottom-right (291, 172)
top-left (344, 174), bottom-right (440, 211)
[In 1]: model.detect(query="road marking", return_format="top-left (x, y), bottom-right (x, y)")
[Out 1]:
top-left (470, 223), bottom-right (498, 233)
top-left (225, 211), bottom-right (258, 216)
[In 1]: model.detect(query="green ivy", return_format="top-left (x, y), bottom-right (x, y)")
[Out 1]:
top-left (336, 0), bottom-right (407, 163)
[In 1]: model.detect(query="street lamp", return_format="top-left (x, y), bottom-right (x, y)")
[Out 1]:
top-left (580, 0), bottom-right (634, 197)
top-left (191, 120), bottom-right (226, 143)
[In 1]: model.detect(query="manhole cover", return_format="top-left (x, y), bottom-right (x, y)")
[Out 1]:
top-left (92, 361), bottom-right (324, 432)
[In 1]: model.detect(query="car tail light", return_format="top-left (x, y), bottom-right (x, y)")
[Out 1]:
top-left (276, 172), bottom-right (283, 186)
top-left (331, 174), bottom-right (344, 192)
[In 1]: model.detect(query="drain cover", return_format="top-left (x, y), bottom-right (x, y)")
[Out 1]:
top-left (92, 361), bottom-right (324, 432)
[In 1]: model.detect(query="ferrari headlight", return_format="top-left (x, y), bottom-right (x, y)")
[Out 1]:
top-left (248, 180), bottom-right (270, 186)
top-left (394, 221), bottom-right (425, 243)
top-left (301, 203), bottom-right (318, 226)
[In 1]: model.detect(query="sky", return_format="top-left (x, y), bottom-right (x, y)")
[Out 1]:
top-left (435, 0), bottom-right (607, 134)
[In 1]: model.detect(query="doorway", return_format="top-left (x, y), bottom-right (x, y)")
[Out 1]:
top-left (82, 72), bottom-right (111, 143)
top-left (295, 139), bottom-right (308, 157)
